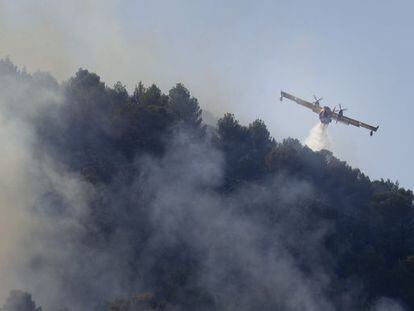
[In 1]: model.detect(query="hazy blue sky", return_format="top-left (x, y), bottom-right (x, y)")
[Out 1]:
top-left (0, 0), bottom-right (413, 189)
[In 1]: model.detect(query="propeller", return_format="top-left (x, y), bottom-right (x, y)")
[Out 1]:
top-left (334, 104), bottom-right (348, 113)
top-left (335, 104), bottom-right (348, 123)
top-left (313, 95), bottom-right (323, 105)
top-left (338, 104), bottom-right (347, 112)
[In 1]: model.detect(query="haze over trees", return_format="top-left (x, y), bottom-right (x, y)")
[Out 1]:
top-left (0, 58), bottom-right (413, 310)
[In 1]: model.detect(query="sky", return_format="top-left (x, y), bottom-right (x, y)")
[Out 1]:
top-left (0, 0), bottom-right (413, 189)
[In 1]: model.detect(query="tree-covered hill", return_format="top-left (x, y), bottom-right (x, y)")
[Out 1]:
top-left (0, 58), bottom-right (412, 311)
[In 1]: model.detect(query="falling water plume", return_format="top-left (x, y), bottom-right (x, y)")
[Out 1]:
top-left (304, 122), bottom-right (331, 151)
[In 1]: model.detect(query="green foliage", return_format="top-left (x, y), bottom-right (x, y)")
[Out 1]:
top-left (0, 57), bottom-right (18, 75)
top-left (3, 59), bottom-right (414, 310)
top-left (140, 84), bottom-right (168, 107)
top-left (169, 83), bottom-right (204, 133)
top-left (1, 291), bottom-right (42, 311)
top-left (111, 81), bottom-right (129, 105)
top-left (217, 114), bottom-right (274, 185)
top-left (131, 81), bottom-right (145, 104)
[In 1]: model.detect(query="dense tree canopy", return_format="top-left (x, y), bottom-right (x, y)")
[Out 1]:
top-left (0, 59), bottom-right (413, 310)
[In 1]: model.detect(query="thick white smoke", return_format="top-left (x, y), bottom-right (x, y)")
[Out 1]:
top-left (304, 122), bottom-right (331, 151)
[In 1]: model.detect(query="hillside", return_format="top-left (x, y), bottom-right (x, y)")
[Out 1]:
top-left (0, 58), bottom-right (413, 311)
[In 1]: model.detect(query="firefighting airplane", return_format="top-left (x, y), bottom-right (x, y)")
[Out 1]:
top-left (280, 91), bottom-right (379, 136)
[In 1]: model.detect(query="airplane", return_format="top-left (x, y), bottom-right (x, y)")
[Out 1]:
top-left (280, 91), bottom-right (379, 136)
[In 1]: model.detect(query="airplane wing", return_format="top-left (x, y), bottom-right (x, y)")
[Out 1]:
top-left (280, 91), bottom-right (322, 114)
top-left (332, 112), bottom-right (379, 133)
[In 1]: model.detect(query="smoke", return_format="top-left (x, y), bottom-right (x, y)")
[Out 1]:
top-left (373, 298), bottom-right (405, 311)
top-left (0, 62), bottom-right (336, 310)
top-left (0, 0), bottom-right (237, 118)
top-left (304, 122), bottom-right (331, 151)
top-left (0, 62), bottom-right (88, 308)
top-left (0, 60), bottom-right (406, 311)
top-left (136, 133), bottom-right (338, 310)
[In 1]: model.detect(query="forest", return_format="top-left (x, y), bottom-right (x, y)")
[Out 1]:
top-left (0, 58), bottom-right (413, 311)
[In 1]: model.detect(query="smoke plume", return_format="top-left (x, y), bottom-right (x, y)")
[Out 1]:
top-left (0, 60), bottom-right (407, 311)
top-left (0, 61), bottom-right (337, 310)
